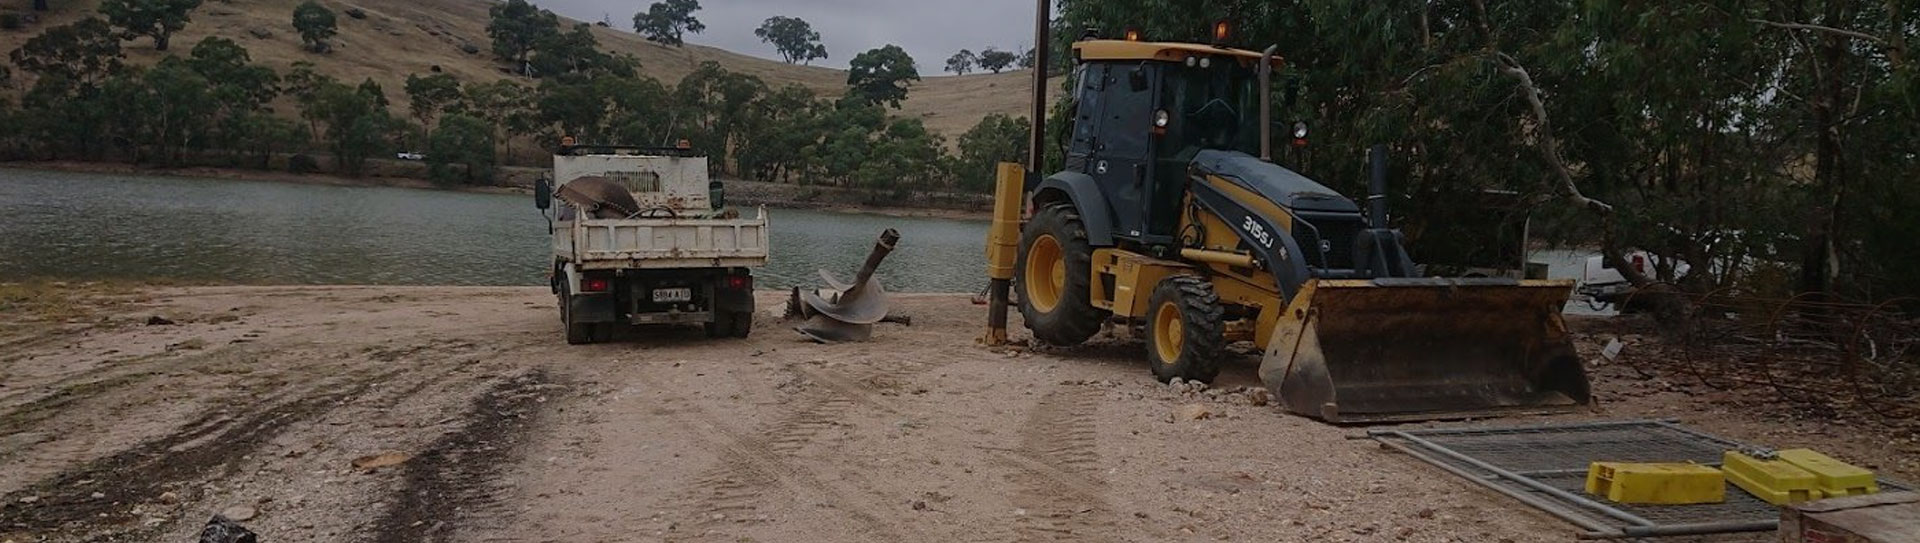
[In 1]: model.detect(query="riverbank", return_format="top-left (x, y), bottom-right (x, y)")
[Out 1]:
top-left (5, 160), bottom-right (536, 196)
top-left (3, 161), bottom-right (993, 220)
top-left (727, 178), bottom-right (991, 221)
top-left (1, 285), bottom-right (1913, 542)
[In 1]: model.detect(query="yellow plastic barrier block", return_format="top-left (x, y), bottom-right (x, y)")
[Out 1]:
top-left (1724, 451), bottom-right (1824, 505)
top-left (1776, 449), bottom-right (1880, 498)
top-left (1585, 462), bottom-right (1726, 505)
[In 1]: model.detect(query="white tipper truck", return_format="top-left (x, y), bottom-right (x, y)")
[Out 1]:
top-left (534, 145), bottom-right (769, 344)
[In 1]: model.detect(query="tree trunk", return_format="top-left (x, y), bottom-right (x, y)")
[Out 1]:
top-left (1888, 0), bottom-right (1910, 68)
top-left (1798, 8), bottom-right (1849, 299)
top-left (154, 33), bottom-right (170, 52)
top-left (1420, 2), bottom-right (1432, 50)
top-left (33, 0), bottom-right (48, 11)
top-left (1601, 224), bottom-right (1688, 321)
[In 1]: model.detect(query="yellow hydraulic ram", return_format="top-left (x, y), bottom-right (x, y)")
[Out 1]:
top-left (981, 161), bottom-right (1026, 345)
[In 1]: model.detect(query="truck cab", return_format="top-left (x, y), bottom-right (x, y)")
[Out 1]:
top-left (536, 145), bottom-right (770, 344)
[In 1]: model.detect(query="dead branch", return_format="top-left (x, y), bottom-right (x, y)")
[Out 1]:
top-left (1751, 18), bottom-right (1905, 65)
top-left (1466, 0), bottom-right (1613, 216)
top-left (1494, 52), bottom-right (1615, 215)
top-left (1751, 19), bottom-right (1888, 47)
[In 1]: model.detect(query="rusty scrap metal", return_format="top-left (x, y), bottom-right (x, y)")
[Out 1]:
top-left (1625, 287), bottom-right (1920, 421)
top-left (553, 177), bottom-right (642, 219)
top-left (794, 229), bottom-right (902, 343)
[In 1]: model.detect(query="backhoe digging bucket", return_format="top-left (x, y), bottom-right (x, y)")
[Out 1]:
top-left (1258, 278), bottom-right (1591, 424)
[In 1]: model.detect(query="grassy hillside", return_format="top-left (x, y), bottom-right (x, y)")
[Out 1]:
top-left (0, 0), bottom-right (1043, 140)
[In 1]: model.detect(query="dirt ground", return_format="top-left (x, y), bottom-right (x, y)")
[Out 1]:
top-left (1, 286), bottom-right (1915, 542)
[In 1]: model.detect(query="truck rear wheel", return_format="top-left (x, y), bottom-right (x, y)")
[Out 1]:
top-left (1017, 204), bottom-right (1107, 346)
top-left (706, 309), bottom-right (752, 339)
top-left (560, 282), bottom-right (598, 345)
top-left (1145, 275), bottom-right (1225, 383)
top-left (565, 321), bottom-right (596, 344)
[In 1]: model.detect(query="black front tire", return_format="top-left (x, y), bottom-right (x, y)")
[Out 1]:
top-left (1016, 204), bottom-right (1108, 346)
top-left (1145, 275), bottom-right (1225, 383)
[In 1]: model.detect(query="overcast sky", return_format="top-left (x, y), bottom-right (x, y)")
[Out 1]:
top-left (533, 0), bottom-right (1041, 72)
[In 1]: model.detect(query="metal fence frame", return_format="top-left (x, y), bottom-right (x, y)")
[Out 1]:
top-left (1370, 419), bottom-right (1910, 539)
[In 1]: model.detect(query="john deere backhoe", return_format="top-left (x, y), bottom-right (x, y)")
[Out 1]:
top-left (983, 32), bottom-right (1592, 423)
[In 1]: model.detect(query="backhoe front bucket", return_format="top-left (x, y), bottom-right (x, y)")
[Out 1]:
top-left (1258, 278), bottom-right (1591, 424)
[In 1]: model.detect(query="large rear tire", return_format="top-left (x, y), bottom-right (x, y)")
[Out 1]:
top-left (706, 309), bottom-right (753, 339)
top-left (1016, 204), bottom-right (1107, 346)
top-left (1145, 275), bottom-right (1225, 383)
top-left (729, 309), bottom-right (753, 338)
top-left (560, 282), bottom-right (597, 345)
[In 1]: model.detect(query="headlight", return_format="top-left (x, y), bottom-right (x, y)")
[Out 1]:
top-left (1198, 57), bottom-right (1211, 69)
top-left (1292, 122), bottom-right (1309, 139)
top-left (1154, 110), bottom-right (1169, 128)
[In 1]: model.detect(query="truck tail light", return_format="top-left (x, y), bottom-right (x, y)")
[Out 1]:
top-left (1631, 254), bottom-right (1646, 274)
top-left (727, 275), bottom-right (752, 290)
top-left (582, 277), bottom-right (610, 292)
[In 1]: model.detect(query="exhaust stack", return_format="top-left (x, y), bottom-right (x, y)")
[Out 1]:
top-left (1367, 144), bottom-right (1389, 228)
top-left (1258, 45), bottom-right (1279, 160)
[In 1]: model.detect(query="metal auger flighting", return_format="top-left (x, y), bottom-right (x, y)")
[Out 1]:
top-left (794, 228), bottom-right (901, 343)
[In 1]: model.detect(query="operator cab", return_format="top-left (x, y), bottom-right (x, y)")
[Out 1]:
top-left (1065, 40), bottom-right (1279, 252)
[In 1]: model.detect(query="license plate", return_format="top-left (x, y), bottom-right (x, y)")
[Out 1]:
top-left (651, 287), bottom-right (692, 303)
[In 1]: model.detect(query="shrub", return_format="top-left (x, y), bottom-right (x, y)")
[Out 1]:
top-left (287, 154), bottom-right (321, 174)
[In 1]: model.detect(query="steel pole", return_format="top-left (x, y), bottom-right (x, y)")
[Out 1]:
top-left (987, 0), bottom-right (1049, 346)
top-left (851, 229), bottom-right (901, 291)
top-left (1028, 0), bottom-right (1049, 172)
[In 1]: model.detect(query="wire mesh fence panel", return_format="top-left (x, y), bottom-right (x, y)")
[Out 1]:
top-left (1372, 419), bottom-right (1911, 539)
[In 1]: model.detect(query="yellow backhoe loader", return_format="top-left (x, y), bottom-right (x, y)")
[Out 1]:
top-left (983, 31), bottom-right (1591, 423)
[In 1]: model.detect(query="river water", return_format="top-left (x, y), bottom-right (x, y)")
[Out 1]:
top-left (0, 168), bottom-right (989, 291)
top-left (0, 168), bottom-right (1598, 297)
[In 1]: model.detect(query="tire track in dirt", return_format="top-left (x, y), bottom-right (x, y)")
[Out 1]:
top-left (0, 371), bottom-right (157, 441)
top-left (0, 344), bottom-right (249, 421)
top-left (0, 334), bottom-right (512, 540)
top-left (661, 349), bottom-right (966, 542)
top-left (0, 339), bottom-right (495, 474)
top-left (0, 368), bottom-right (408, 541)
top-left (0, 324), bottom-right (103, 366)
top-left (1003, 385), bottom-right (1112, 542)
top-left (369, 370), bottom-right (559, 543)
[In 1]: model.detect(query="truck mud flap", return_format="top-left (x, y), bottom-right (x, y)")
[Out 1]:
top-left (1257, 278), bottom-right (1591, 424)
top-left (568, 293), bottom-right (617, 323)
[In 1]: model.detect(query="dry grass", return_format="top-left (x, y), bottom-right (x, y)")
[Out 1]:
top-left (0, 0), bottom-right (1039, 139)
top-left (0, 279), bottom-right (206, 328)
top-left (905, 72), bottom-right (1065, 142)
top-left (0, 281), bottom-right (117, 325)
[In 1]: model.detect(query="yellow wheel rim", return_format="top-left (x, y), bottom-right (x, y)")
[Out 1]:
top-left (1154, 301), bottom-right (1183, 365)
top-left (1025, 234), bottom-right (1065, 313)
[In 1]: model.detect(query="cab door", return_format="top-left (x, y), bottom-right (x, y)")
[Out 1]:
top-left (1090, 63), bottom-right (1157, 242)
top-left (1065, 63), bottom-right (1105, 174)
